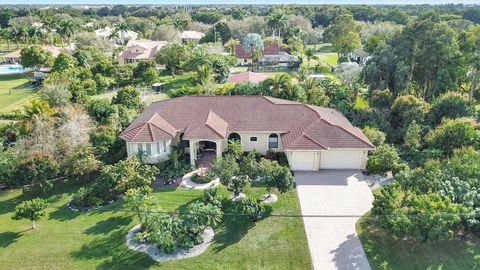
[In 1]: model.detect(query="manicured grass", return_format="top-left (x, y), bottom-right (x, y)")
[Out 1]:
top-left (0, 179), bottom-right (312, 269)
top-left (316, 53), bottom-right (338, 66)
top-left (0, 74), bottom-right (35, 113)
top-left (357, 212), bottom-right (480, 270)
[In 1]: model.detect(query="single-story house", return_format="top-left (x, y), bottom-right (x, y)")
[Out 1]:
top-left (118, 40), bottom-right (168, 64)
top-left (180, 31), bottom-right (205, 44)
top-left (119, 96), bottom-right (374, 171)
top-left (348, 48), bottom-right (371, 66)
top-left (228, 71), bottom-right (268, 84)
top-left (1, 46), bottom-right (69, 64)
top-left (235, 44), bottom-right (300, 70)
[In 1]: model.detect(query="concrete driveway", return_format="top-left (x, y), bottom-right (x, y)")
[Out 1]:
top-left (295, 170), bottom-right (373, 270)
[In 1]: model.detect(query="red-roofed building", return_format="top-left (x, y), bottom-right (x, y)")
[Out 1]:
top-left (120, 96), bottom-right (374, 170)
top-left (228, 72), bottom-right (268, 84)
top-left (118, 40), bottom-right (168, 64)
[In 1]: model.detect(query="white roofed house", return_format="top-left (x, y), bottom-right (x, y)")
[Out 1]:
top-left (180, 31), bottom-right (205, 44)
top-left (118, 40), bottom-right (168, 64)
top-left (348, 48), bottom-right (371, 66)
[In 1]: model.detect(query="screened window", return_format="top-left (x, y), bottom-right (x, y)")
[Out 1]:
top-left (250, 137), bottom-right (257, 142)
top-left (137, 143), bottom-right (144, 153)
top-left (268, 134), bottom-right (279, 148)
top-left (146, 143), bottom-right (152, 156)
top-left (163, 141), bottom-right (167, 152)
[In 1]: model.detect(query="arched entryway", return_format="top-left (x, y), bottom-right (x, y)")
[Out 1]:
top-left (192, 140), bottom-right (217, 168)
top-left (228, 132), bottom-right (241, 142)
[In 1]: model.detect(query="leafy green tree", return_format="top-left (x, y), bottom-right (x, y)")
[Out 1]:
top-left (102, 157), bottom-right (159, 194)
top-left (12, 198), bottom-right (48, 229)
top-left (62, 145), bottom-right (102, 180)
top-left (391, 95), bottom-right (428, 128)
top-left (403, 121), bottom-right (423, 159)
top-left (239, 151), bottom-right (259, 181)
top-left (133, 59), bottom-right (156, 78)
top-left (155, 44), bottom-right (188, 77)
top-left (362, 126), bottom-right (386, 147)
top-left (52, 52), bottom-right (77, 72)
top-left (20, 46), bottom-right (53, 71)
top-left (240, 198), bottom-right (268, 222)
top-left (367, 144), bottom-right (400, 174)
top-left (211, 154), bottom-right (239, 190)
top-left (111, 86), bottom-right (142, 111)
top-left (266, 9), bottom-right (288, 37)
top-left (18, 153), bottom-right (59, 193)
top-left (429, 92), bottom-right (476, 125)
top-left (183, 201), bottom-right (223, 228)
top-left (369, 89), bottom-right (392, 109)
top-left (425, 117), bottom-right (479, 157)
top-left (258, 159), bottom-right (294, 197)
top-left (304, 47), bottom-right (316, 68)
top-left (324, 14), bottom-right (361, 57)
top-left (142, 68), bottom-right (160, 85)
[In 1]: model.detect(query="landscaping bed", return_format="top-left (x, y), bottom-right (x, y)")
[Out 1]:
top-left (0, 179), bottom-right (312, 269)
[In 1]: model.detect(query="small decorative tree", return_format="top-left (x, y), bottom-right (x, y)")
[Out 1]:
top-left (125, 186), bottom-right (155, 225)
top-left (210, 154), bottom-right (239, 189)
top-left (12, 198), bottom-right (48, 229)
top-left (258, 158), bottom-right (294, 199)
top-left (240, 198), bottom-right (267, 223)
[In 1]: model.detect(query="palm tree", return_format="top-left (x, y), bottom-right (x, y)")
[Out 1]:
top-left (42, 16), bottom-right (57, 46)
top-left (0, 27), bottom-right (14, 51)
top-left (304, 47), bottom-right (316, 68)
top-left (58, 20), bottom-right (80, 51)
top-left (266, 9), bottom-right (288, 37)
top-left (295, 67), bottom-right (310, 83)
top-left (265, 73), bottom-right (292, 97)
top-left (29, 26), bottom-right (44, 45)
top-left (170, 13), bottom-right (192, 33)
top-left (115, 22), bottom-right (129, 46)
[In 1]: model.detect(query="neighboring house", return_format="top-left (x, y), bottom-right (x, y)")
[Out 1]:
top-left (228, 71), bottom-right (268, 84)
top-left (235, 44), bottom-right (300, 70)
top-left (1, 46), bottom-right (69, 64)
top-left (180, 31), bottom-right (205, 44)
top-left (95, 27), bottom-right (139, 41)
top-left (119, 96), bottom-right (374, 170)
top-left (348, 48), bottom-right (371, 66)
top-left (118, 40), bottom-right (168, 64)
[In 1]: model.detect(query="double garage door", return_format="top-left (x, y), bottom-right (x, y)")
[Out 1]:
top-left (288, 150), bottom-right (366, 171)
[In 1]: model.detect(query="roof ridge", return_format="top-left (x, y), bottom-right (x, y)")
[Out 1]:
top-left (303, 134), bottom-right (327, 149)
top-left (319, 119), bottom-right (374, 148)
top-left (147, 123), bottom-right (155, 141)
top-left (204, 110), bottom-right (227, 138)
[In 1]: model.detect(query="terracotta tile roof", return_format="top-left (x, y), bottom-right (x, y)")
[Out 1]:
top-left (228, 72), bottom-right (269, 84)
top-left (2, 46), bottom-right (69, 59)
top-left (119, 40), bottom-right (168, 61)
top-left (120, 96), bottom-right (374, 150)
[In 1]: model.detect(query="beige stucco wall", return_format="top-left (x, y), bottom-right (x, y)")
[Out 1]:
top-left (235, 132), bottom-right (283, 155)
top-left (126, 139), bottom-right (171, 164)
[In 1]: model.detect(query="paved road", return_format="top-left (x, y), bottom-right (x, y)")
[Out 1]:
top-left (295, 170), bottom-right (373, 270)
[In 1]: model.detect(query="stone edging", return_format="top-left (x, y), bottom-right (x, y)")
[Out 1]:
top-left (126, 224), bottom-right (214, 262)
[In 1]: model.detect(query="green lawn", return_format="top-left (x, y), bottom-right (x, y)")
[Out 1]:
top-left (0, 179), bottom-right (312, 269)
top-left (357, 212), bottom-right (480, 270)
top-left (0, 74), bottom-right (35, 113)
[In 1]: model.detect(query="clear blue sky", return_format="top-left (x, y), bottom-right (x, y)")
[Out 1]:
top-left (1, 0), bottom-right (479, 5)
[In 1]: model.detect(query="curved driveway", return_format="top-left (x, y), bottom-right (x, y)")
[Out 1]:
top-left (295, 170), bottom-right (373, 270)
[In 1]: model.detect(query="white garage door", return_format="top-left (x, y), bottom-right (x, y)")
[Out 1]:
top-left (320, 150), bottom-right (364, 169)
top-left (290, 151), bottom-right (317, 171)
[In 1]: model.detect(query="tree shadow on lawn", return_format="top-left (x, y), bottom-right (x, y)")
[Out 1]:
top-left (84, 216), bottom-right (132, 236)
top-left (47, 205), bottom-right (81, 221)
top-left (69, 227), bottom-right (156, 270)
top-left (209, 198), bottom-right (273, 253)
top-left (331, 233), bottom-right (371, 270)
top-left (0, 231), bottom-right (23, 248)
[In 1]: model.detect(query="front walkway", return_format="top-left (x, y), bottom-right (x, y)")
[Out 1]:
top-left (295, 170), bottom-right (373, 270)
top-left (195, 150), bottom-right (216, 168)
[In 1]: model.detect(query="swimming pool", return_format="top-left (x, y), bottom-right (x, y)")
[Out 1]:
top-left (0, 65), bottom-right (29, 75)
